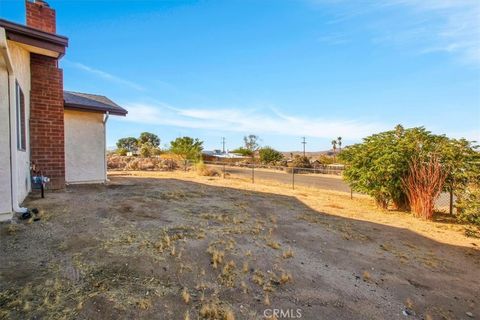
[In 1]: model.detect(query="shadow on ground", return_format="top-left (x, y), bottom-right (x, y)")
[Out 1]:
top-left (0, 175), bottom-right (479, 320)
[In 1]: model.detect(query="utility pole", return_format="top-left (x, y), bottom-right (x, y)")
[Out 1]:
top-left (221, 137), bottom-right (226, 153)
top-left (301, 137), bottom-right (306, 157)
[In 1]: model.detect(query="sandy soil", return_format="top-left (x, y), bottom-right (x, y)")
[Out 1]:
top-left (0, 171), bottom-right (479, 320)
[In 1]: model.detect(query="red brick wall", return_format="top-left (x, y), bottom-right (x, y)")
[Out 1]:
top-left (26, 0), bottom-right (56, 34)
top-left (29, 53), bottom-right (65, 189)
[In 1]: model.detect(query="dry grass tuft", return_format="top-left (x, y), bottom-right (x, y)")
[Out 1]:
top-left (267, 240), bottom-right (281, 250)
top-left (280, 272), bottom-right (292, 284)
top-left (252, 271), bottom-right (265, 287)
top-left (136, 298), bottom-right (152, 310)
top-left (264, 292), bottom-right (270, 306)
top-left (7, 224), bottom-right (19, 235)
top-left (282, 247), bottom-right (294, 259)
top-left (242, 261), bottom-right (249, 274)
top-left (219, 260), bottom-right (237, 287)
top-left (207, 247), bottom-right (225, 269)
top-left (182, 287), bottom-right (190, 304)
top-left (362, 270), bottom-right (371, 282)
top-left (196, 162), bottom-right (221, 177)
top-left (199, 302), bottom-right (235, 320)
top-left (405, 297), bottom-right (414, 310)
top-left (240, 281), bottom-right (248, 294)
top-left (225, 309), bottom-right (235, 320)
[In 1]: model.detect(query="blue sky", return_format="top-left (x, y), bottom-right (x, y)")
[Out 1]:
top-left (1, 0), bottom-right (479, 151)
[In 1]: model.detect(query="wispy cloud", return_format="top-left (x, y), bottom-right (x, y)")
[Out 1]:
top-left (66, 61), bottom-right (146, 91)
top-left (120, 102), bottom-right (388, 140)
top-left (317, 33), bottom-right (350, 45)
top-left (311, 0), bottom-right (480, 66)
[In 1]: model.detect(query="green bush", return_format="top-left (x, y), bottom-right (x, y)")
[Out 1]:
top-left (339, 125), bottom-right (478, 210)
top-left (259, 146), bottom-right (283, 165)
top-left (116, 148), bottom-right (128, 156)
top-left (456, 185), bottom-right (480, 225)
top-left (231, 147), bottom-right (253, 157)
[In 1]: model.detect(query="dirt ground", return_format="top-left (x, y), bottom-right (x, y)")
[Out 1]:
top-left (1, 171), bottom-right (479, 320)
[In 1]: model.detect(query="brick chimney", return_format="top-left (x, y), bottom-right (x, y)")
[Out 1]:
top-left (26, 0), bottom-right (66, 190)
top-left (26, 0), bottom-right (56, 34)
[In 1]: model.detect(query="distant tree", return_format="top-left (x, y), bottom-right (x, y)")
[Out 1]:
top-left (170, 136), bottom-right (204, 169)
top-left (259, 146), bottom-right (284, 165)
top-left (138, 132), bottom-right (160, 148)
top-left (243, 135), bottom-right (260, 152)
top-left (116, 137), bottom-right (138, 153)
top-left (337, 137), bottom-right (342, 152)
top-left (231, 147), bottom-right (253, 157)
top-left (331, 140), bottom-right (338, 162)
top-left (139, 145), bottom-right (152, 158)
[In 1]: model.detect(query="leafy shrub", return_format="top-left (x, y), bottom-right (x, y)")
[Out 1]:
top-left (456, 185), bottom-right (480, 225)
top-left (116, 148), bottom-right (128, 156)
top-left (231, 147), bottom-right (253, 157)
top-left (259, 146), bottom-right (284, 165)
top-left (340, 125), bottom-right (478, 210)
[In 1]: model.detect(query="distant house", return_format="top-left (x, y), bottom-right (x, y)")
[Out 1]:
top-left (0, 0), bottom-right (127, 221)
top-left (311, 160), bottom-right (322, 168)
top-left (202, 150), bottom-right (248, 161)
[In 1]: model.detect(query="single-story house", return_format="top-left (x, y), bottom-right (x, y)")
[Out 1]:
top-left (0, 0), bottom-right (127, 221)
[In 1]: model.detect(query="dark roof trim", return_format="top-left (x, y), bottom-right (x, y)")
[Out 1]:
top-left (0, 18), bottom-right (68, 58)
top-left (64, 91), bottom-right (128, 116)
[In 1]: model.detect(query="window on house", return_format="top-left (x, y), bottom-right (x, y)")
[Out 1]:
top-left (16, 82), bottom-right (26, 151)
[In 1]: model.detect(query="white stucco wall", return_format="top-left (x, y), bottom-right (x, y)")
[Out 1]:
top-left (8, 41), bottom-right (31, 204)
top-left (65, 110), bottom-right (106, 184)
top-left (0, 59), bottom-right (12, 217)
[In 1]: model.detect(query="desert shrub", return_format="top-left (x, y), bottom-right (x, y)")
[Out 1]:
top-left (107, 154), bottom-right (129, 170)
top-left (456, 184), bottom-right (480, 225)
top-left (402, 156), bottom-right (447, 220)
top-left (291, 155), bottom-right (312, 168)
top-left (259, 146), bottom-right (284, 165)
top-left (116, 148), bottom-right (128, 156)
top-left (160, 158), bottom-right (179, 171)
top-left (107, 155), bottom-right (181, 172)
top-left (125, 158), bottom-right (141, 170)
top-left (340, 125), bottom-right (478, 210)
top-left (196, 161), bottom-right (220, 177)
top-left (231, 147), bottom-right (253, 157)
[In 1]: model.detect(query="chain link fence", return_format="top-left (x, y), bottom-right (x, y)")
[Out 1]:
top-left (201, 160), bottom-right (456, 214)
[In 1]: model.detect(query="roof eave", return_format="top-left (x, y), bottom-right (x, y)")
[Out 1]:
top-left (0, 19), bottom-right (68, 58)
top-left (64, 103), bottom-right (128, 116)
